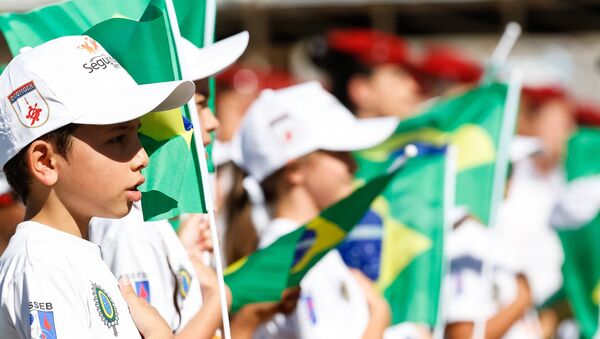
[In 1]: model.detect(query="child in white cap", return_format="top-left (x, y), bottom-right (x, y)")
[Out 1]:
top-left (87, 32), bottom-right (249, 337)
top-left (226, 81), bottom-right (398, 339)
top-left (0, 35), bottom-right (195, 338)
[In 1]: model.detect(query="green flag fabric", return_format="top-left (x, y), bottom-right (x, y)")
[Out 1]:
top-left (224, 163), bottom-right (404, 313)
top-left (83, 0), bottom-right (208, 220)
top-left (551, 127), bottom-right (600, 338)
top-left (339, 146), bottom-right (450, 326)
top-left (0, 0), bottom-right (206, 55)
top-left (355, 83), bottom-right (513, 226)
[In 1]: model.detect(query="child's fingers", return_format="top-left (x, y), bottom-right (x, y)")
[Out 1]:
top-left (119, 277), bottom-right (138, 303)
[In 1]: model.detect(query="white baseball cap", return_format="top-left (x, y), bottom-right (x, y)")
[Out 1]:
top-left (180, 31), bottom-right (249, 81)
top-left (235, 81), bottom-right (399, 182)
top-left (0, 35), bottom-right (195, 168)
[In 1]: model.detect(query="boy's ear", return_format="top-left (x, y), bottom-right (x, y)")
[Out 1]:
top-left (347, 75), bottom-right (371, 109)
top-left (283, 160), bottom-right (305, 186)
top-left (27, 140), bottom-right (59, 187)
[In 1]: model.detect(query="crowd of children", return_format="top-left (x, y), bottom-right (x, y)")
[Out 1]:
top-left (0, 19), bottom-right (594, 339)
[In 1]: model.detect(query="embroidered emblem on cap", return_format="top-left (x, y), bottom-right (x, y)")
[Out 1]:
top-left (7, 81), bottom-right (49, 128)
top-left (91, 282), bottom-right (119, 336)
top-left (78, 36), bottom-right (99, 54)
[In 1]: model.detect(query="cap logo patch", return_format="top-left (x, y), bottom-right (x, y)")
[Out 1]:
top-left (78, 36), bottom-right (99, 54)
top-left (7, 81), bottom-right (49, 128)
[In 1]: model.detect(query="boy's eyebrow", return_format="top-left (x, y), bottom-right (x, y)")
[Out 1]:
top-left (108, 121), bottom-right (142, 132)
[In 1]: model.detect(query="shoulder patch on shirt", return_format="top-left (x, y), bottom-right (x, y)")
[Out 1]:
top-left (91, 282), bottom-right (119, 336)
top-left (123, 272), bottom-right (151, 303)
top-left (178, 268), bottom-right (192, 299)
top-left (29, 309), bottom-right (57, 339)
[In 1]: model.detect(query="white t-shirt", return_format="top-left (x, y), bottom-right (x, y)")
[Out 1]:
top-left (0, 221), bottom-right (142, 338)
top-left (443, 218), bottom-right (539, 339)
top-left (89, 205), bottom-right (203, 332)
top-left (255, 218), bottom-right (369, 339)
top-left (495, 157), bottom-right (565, 304)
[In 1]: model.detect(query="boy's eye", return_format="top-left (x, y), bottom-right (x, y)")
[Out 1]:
top-left (108, 134), bottom-right (126, 144)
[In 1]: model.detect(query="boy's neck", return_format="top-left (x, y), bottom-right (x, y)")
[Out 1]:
top-left (273, 186), bottom-right (320, 226)
top-left (25, 190), bottom-right (89, 239)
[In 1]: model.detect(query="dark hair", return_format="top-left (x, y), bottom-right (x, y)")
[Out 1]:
top-left (224, 165), bottom-right (286, 264)
top-left (308, 36), bottom-right (373, 112)
top-left (3, 124), bottom-right (78, 203)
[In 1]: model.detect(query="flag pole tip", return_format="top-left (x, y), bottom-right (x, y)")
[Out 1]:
top-left (405, 144), bottom-right (418, 158)
top-left (505, 22), bottom-right (521, 38)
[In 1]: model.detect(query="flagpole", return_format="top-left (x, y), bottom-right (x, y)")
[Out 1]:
top-left (433, 145), bottom-right (457, 339)
top-left (481, 22), bottom-right (521, 85)
top-left (163, 1), bottom-right (232, 338)
top-left (473, 69), bottom-right (522, 339)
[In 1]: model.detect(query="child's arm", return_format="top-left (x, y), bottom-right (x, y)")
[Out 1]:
top-left (445, 274), bottom-right (533, 339)
top-left (175, 257), bottom-right (231, 339)
top-left (10, 267), bottom-right (95, 338)
top-left (119, 277), bottom-right (174, 339)
top-left (349, 269), bottom-right (391, 339)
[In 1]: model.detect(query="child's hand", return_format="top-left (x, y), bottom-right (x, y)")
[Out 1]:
top-left (190, 253), bottom-right (232, 310)
top-left (178, 214), bottom-right (213, 258)
top-left (119, 277), bottom-right (174, 339)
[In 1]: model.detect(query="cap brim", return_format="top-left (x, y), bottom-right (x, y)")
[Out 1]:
top-left (73, 80), bottom-right (195, 125)
top-left (317, 116), bottom-right (399, 152)
top-left (180, 31), bottom-right (249, 82)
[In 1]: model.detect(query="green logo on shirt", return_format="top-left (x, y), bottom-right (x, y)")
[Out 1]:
top-left (91, 282), bottom-right (119, 336)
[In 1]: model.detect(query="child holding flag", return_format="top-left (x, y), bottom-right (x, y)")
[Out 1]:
top-left (226, 81), bottom-right (398, 338)
top-left (0, 36), bottom-right (195, 338)
top-left (89, 34), bottom-right (248, 338)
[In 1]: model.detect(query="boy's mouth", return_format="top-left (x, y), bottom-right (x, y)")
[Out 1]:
top-left (126, 178), bottom-right (145, 203)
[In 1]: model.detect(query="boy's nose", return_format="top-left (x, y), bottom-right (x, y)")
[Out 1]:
top-left (132, 146), bottom-right (149, 171)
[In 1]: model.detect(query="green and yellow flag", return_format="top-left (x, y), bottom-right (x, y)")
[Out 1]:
top-left (551, 127), bottom-right (600, 338)
top-left (339, 145), bottom-right (451, 326)
top-left (356, 83), bottom-right (514, 225)
top-left (0, 0), bottom-right (211, 220)
top-left (344, 83), bottom-right (516, 325)
top-left (224, 163), bottom-right (404, 313)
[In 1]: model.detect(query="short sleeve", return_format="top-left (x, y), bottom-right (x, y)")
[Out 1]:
top-left (6, 265), bottom-right (92, 338)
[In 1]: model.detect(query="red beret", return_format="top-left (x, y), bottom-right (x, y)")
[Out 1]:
top-left (415, 46), bottom-right (483, 83)
top-left (327, 29), bottom-right (410, 66)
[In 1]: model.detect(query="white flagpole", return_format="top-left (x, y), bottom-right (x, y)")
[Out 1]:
top-left (433, 146), bottom-right (457, 339)
top-left (481, 22), bottom-right (522, 85)
top-left (473, 69), bottom-right (522, 339)
top-left (163, 1), bottom-right (232, 338)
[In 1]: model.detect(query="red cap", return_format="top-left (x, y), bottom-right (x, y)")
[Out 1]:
top-left (326, 29), bottom-right (410, 66)
top-left (216, 65), bottom-right (297, 93)
top-left (415, 46), bottom-right (483, 83)
top-left (575, 103), bottom-right (600, 127)
top-left (521, 86), bottom-right (567, 105)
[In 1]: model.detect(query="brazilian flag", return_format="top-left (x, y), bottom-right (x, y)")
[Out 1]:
top-left (356, 82), bottom-right (515, 226)
top-left (551, 127), bottom-right (600, 338)
top-left (339, 146), bottom-right (451, 326)
top-left (224, 161), bottom-right (406, 313)
top-left (347, 83), bottom-right (516, 326)
top-left (0, 0), bottom-right (213, 221)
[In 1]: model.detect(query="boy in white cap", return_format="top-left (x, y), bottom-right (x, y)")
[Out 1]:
top-left (0, 35), bottom-right (195, 338)
top-left (227, 81), bottom-right (398, 338)
top-left (88, 32), bottom-right (249, 338)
